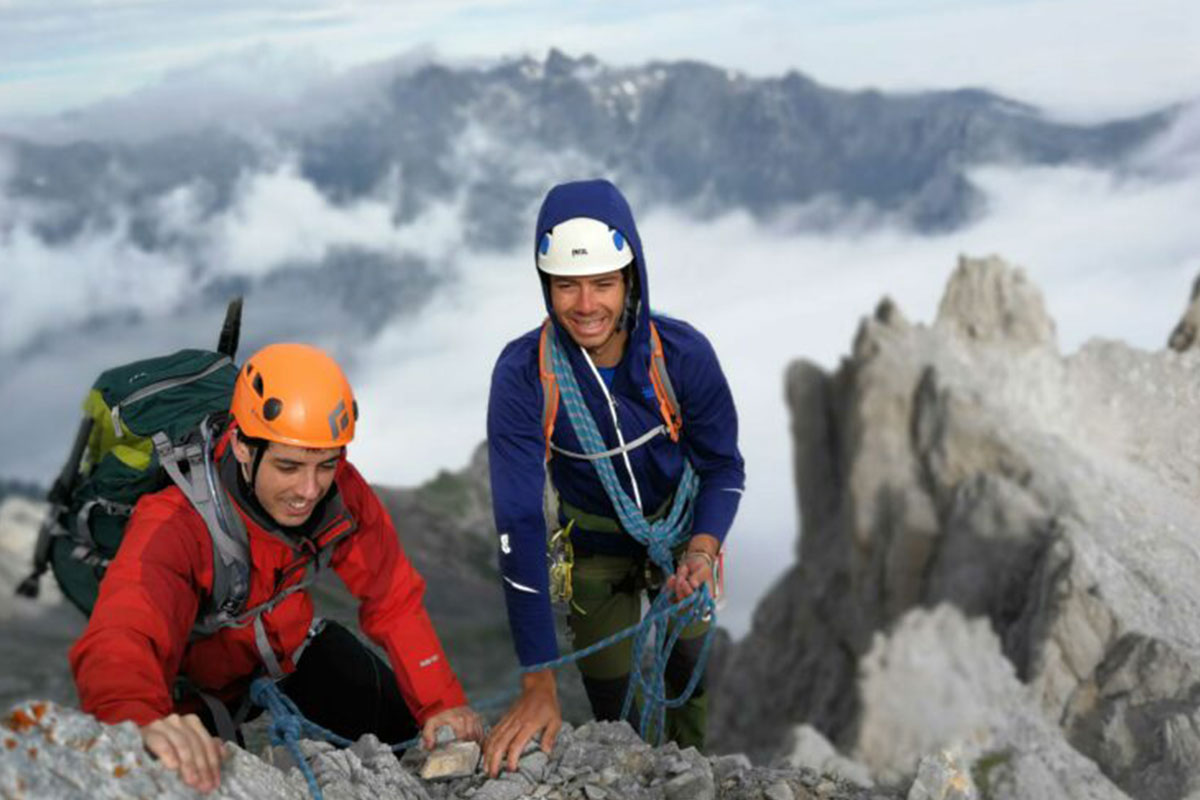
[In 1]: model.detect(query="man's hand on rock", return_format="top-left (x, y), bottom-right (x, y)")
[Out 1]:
top-left (482, 669), bottom-right (561, 777)
top-left (140, 713), bottom-right (225, 793)
top-left (421, 705), bottom-right (484, 750)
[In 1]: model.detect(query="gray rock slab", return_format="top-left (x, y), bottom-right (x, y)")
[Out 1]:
top-left (519, 749), bottom-right (549, 783)
top-left (711, 752), bottom-right (752, 783)
top-left (420, 741), bottom-right (480, 780)
top-left (664, 769), bottom-right (715, 800)
top-left (765, 778), bottom-right (795, 800)
top-left (472, 776), bottom-right (529, 800)
top-left (781, 724), bottom-right (874, 788)
top-left (906, 750), bottom-right (977, 800)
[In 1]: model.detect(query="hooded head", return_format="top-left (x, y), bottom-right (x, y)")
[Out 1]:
top-left (534, 179), bottom-right (651, 365)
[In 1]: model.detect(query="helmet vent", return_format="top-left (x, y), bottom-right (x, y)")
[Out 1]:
top-left (253, 374), bottom-right (265, 397)
top-left (263, 398), bottom-right (283, 421)
top-left (352, 400), bottom-right (359, 421)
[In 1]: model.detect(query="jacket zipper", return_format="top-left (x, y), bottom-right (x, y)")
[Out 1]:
top-left (581, 350), bottom-right (644, 512)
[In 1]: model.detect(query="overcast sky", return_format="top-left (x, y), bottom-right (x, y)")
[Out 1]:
top-left (2, 0), bottom-right (1198, 123)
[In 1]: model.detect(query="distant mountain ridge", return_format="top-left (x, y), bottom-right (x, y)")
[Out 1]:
top-left (0, 49), bottom-right (1178, 471)
top-left (3, 48), bottom-right (1169, 255)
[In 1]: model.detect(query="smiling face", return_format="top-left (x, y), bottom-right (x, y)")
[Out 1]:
top-left (231, 434), bottom-right (341, 527)
top-left (548, 268), bottom-right (629, 367)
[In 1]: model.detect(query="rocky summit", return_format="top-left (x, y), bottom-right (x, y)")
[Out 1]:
top-left (1, 701), bottom-right (895, 800)
top-left (710, 255), bottom-right (1200, 799)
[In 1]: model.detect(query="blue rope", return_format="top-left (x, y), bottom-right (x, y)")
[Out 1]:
top-left (248, 587), bottom-right (715, 800)
top-left (545, 324), bottom-right (714, 743)
top-left (246, 325), bottom-right (717, 797)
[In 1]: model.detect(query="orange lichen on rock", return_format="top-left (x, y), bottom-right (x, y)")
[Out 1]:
top-left (27, 747), bottom-right (37, 759)
top-left (3, 709), bottom-right (38, 733)
top-left (4, 738), bottom-right (16, 750)
top-left (114, 765), bottom-right (129, 778)
top-left (31, 703), bottom-right (47, 721)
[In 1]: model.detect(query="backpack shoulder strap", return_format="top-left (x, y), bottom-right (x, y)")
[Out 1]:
top-left (193, 501), bottom-right (357, 677)
top-left (151, 419), bottom-right (251, 627)
top-left (648, 321), bottom-right (682, 442)
top-left (538, 319), bottom-right (560, 463)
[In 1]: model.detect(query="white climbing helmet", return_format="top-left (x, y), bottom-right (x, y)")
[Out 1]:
top-left (536, 217), bottom-right (633, 277)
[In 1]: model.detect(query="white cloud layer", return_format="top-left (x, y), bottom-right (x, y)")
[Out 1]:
top-left (211, 161), bottom-right (458, 276)
top-left (0, 153), bottom-right (475, 356)
top-left (0, 214), bottom-right (192, 352)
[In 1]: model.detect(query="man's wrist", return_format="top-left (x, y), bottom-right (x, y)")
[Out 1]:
top-left (686, 533), bottom-right (720, 559)
top-left (520, 669), bottom-right (557, 695)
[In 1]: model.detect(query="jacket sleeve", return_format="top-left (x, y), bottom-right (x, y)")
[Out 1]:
top-left (69, 495), bottom-right (206, 726)
top-left (673, 325), bottom-right (746, 544)
top-left (487, 341), bottom-right (560, 667)
top-left (331, 464), bottom-right (467, 724)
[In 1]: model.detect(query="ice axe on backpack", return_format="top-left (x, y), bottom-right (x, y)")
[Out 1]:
top-left (15, 416), bottom-right (93, 599)
top-left (15, 297), bottom-right (244, 600)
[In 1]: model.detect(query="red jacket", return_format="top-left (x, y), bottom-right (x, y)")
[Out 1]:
top-left (69, 439), bottom-right (467, 727)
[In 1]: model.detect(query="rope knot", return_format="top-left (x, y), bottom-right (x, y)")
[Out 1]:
top-left (271, 716), bottom-right (304, 744)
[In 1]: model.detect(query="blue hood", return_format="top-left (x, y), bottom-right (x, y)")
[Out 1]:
top-left (534, 179), bottom-right (652, 367)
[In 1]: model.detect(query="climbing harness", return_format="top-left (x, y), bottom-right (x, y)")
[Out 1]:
top-left (542, 321), bottom-right (714, 745)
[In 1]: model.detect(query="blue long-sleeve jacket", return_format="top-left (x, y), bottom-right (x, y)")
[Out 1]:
top-left (487, 179), bottom-right (745, 667)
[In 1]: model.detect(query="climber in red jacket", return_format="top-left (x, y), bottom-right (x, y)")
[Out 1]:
top-left (70, 343), bottom-right (481, 793)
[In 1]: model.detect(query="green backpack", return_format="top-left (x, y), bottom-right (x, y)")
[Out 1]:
top-left (17, 300), bottom-right (251, 622)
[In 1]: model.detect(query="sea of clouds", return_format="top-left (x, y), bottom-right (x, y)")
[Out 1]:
top-left (1, 75), bottom-right (1197, 636)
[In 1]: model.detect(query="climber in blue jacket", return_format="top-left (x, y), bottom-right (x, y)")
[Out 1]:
top-left (483, 178), bottom-right (744, 775)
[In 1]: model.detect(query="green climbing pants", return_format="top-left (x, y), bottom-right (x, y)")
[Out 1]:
top-left (567, 550), bottom-right (710, 750)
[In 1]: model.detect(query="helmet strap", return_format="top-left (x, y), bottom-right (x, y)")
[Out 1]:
top-left (250, 444), bottom-right (267, 489)
top-left (234, 429), bottom-right (270, 491)
top-left (616, 263), bottom-right (638, 333)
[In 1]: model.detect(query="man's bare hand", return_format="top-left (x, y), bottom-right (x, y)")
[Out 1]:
top-left (666, 534), bottom-right (720, 602)
top-left (482, 670), bottom-right (561, 777)
top-left (140, 713), bottom-right (225, 793)
top-left (421, 705), bottom-right (484, 750)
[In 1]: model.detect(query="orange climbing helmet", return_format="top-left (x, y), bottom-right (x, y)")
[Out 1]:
top-left (231, 343), bottom-right (357, 448)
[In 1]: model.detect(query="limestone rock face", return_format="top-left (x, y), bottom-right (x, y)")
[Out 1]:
top-left (0, 497), bottom-right (63, 614)
top-left (0, 498), bottom-right (85, 714)
top-left (0, 700), bottom-right (309, 799)
top-left (710, 255), bottom-right (1200, 800)
top-left (778, 725), bottom-right (873, 788)
top-left (858, 605), bottom-right (1128, 800)
top-left (905, 749), bottom-right (977, 800)
top-left (935, 255), bottom-right (1056, 351)
top-left (1, 704), bottom-right (895, 800)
